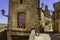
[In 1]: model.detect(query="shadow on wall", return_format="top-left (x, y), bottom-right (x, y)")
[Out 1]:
top-left (0, 30), bottom-right (7, 40)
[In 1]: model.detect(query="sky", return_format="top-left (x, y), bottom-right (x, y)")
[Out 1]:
top-left (40, 0), bottom-right (59, 10)
top-left (0, 0), bottom-right (59, 24)
top-left (0, 0), bottom-right (9, 24)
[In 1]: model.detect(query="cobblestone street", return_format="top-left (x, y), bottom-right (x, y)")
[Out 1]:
top-left (46, 33), bottom-right (60, 40)
top-left (36, 33), bottom-right (60, 40)
top-left (0, 30), bottom-right (60, 40)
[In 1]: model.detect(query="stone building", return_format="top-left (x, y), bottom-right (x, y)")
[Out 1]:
top-left (53, 1), bottom-right (60, 33)
top-left (40, 5), bottom-right (53, 32)
top-left (7, 0), bottom-right (40, 40)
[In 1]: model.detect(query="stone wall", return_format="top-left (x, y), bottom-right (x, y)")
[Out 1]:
top-left (0, 30), bottom-right (7, 40)
top-left (7, 0), bottom-right (39, 40)
top-left (8, 0), bottom-right (39, 31)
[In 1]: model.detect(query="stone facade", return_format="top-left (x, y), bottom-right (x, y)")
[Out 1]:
top-left (7, 0), bottom-right (39, 40)
top-left (53, 1), bottom-right (60, 33)
top-left (40, 8), bottom-right (53, 32)
top-left (53, 1), bottom-right (60, 11)
top-left (53, 11), bottom-right (60, 32)
top-left (8, 0), bottom-right (39, 29)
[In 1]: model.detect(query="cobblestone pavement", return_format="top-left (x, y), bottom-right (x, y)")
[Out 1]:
top-left (47, 33), bottom-right (60, 40)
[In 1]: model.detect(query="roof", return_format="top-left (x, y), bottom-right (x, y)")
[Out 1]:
top-left (40, 8), bottom-right (52, 18)
top-left (43, 10), bottom-right (52, 18)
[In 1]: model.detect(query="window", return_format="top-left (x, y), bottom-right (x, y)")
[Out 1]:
top-left (18, 12), bottom-right (25, 28)
top-left (45, 20), bottom-right (49, 25)
top-left (20, 0), bottom-right (23, 4)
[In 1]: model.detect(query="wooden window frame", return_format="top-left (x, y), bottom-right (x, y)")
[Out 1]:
top-left (17, 12), bottom-right (25, 28)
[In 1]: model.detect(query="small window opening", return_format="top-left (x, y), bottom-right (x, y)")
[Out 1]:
top-left (20, 0), bottom-right (23, 4)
